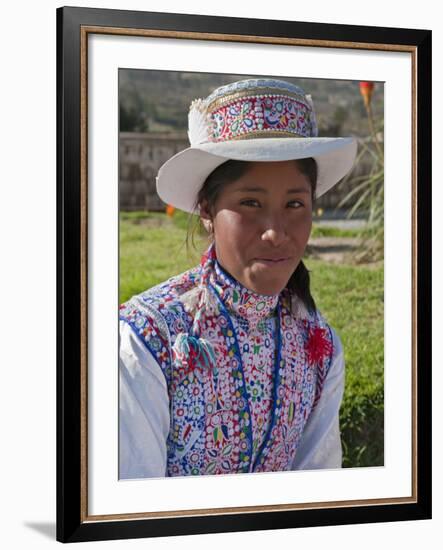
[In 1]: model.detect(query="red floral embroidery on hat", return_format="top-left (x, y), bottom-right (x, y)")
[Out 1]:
top-left (305, 326), bottom-right (332, 365)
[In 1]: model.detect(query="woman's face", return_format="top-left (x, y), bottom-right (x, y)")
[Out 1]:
top-left (201, 160), bottom-right (313, 296)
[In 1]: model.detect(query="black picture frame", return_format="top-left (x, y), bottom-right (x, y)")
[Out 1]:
top-left (56, 5), bottom-right (432, 543)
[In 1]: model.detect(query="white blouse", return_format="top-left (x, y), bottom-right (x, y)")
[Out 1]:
top-left (119, 320), bottom-right (345, 479)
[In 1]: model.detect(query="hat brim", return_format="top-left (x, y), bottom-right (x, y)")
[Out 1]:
top-left (156, 137), bottom-right (358, 213)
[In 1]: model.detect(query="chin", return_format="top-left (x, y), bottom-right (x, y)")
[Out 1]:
top-left (247, 268), bottom-right (292, 296)
top-left (250, 278), bottom-right (288, 296)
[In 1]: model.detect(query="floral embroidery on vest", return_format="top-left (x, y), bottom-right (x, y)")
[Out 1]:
top-left (119, 244), bottom-right (334, 476)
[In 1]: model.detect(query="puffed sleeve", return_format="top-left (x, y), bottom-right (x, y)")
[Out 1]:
top-left (119, 320), bottom-right (170, 479)
top-left (291, 327), bottom-right (345, 470)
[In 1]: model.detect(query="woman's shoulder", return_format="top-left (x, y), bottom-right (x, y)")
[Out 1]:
top-left (310, 314), bottom-right (344, 377)
top-left (121, 265), bottom-right (199, 311)
top-left (287, 292), bottom-right (343, 365)
top-left (310, 308), bottom-right (343, 357)
top-left (119, 265), bottom-right (201, 339)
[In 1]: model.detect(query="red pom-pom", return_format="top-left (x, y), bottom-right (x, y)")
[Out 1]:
top-left (305, 326), bottom-right (332, 365)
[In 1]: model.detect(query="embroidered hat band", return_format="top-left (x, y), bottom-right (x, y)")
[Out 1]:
top-left (189, 80), bottom-right (318, 145)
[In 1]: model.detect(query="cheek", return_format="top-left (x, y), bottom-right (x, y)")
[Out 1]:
top-left (214, 211), bottom-right (256, 244)
top-left (294, 211), bottom-right (313, 241)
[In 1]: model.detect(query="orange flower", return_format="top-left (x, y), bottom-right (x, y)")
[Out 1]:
top-left (166, 204), bottom-right (175, 217)
top-left (359, 81), bottom-right (375, 109)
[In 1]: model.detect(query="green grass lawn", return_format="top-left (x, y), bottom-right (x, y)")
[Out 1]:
top-left (305, 257), bottom-right (384, 467)
top-left (120, 211), bottom-right (384, 468)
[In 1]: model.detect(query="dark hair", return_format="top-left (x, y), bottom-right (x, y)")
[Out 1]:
top-left (186, 158), bottom-right (318, 314)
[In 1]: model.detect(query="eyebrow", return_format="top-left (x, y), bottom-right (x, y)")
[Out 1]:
top-left (234, 186), bottom-right (311, 194)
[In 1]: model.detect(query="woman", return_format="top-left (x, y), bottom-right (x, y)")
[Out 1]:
top-left (119, 78), bottom-right (357, 478)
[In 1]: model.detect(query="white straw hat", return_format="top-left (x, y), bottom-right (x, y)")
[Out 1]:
top-left (156, 78), bottom-right (358, 213)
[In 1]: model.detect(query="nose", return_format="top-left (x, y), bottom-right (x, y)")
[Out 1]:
top-left (260, 216), bottom-right (289, 247)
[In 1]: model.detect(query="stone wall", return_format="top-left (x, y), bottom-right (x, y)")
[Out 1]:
top-left (119, 132), bottom-right (190, 211)
top-left (119, 132), bottom-right (380, 214)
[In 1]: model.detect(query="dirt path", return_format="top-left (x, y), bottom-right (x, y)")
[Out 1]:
top-left (307, 236), bottom-right (360, 264)
top-left (307, 236), bottom-right (383, 268)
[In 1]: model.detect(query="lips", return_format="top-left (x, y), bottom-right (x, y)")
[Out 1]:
top-left (254, 257), bottom-right (291, 264)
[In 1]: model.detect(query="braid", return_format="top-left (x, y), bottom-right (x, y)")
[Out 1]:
top-left (287, 260), bottom-right (317, 314)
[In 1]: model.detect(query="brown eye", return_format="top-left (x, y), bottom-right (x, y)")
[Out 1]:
top-left (240, 199), bottom-right (261, 207)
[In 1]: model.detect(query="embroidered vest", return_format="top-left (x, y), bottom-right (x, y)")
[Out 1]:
top-left (119, 245), bottom-right (334, 476)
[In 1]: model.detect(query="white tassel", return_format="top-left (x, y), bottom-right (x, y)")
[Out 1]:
top-left (291, 294), bottom-right (310, 320)
top-left (188, 98), bottom-right (212, 146)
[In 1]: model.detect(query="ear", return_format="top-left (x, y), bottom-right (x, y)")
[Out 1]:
top-left (199, 199), bottom-right (215, 235)
top-left (199, 198), bottom-right (212, 222)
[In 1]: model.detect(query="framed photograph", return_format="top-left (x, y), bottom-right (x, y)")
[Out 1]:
top-left (56, 6), bottom-right (432, 543)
